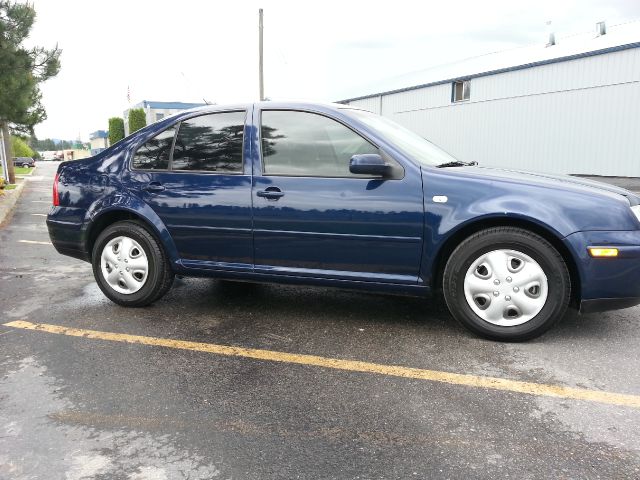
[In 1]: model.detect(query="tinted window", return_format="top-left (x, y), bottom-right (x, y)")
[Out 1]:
top-left (132, 127), bottom-right (176, 170)
top-left (261, 111), bottom-right (378, 177)
top-left (172, 111), bottom-right (245, 173)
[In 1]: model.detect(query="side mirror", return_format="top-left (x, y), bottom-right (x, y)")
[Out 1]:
top-left (349, 154), bottom-right (391, 177)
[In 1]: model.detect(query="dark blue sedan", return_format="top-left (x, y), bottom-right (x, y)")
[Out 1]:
top-left (47, 102), bottom-right (640, 341)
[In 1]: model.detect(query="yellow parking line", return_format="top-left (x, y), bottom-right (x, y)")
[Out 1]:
top-left (18, 239), bottom-right (52, 245)
top-left (4, 320), bottom-right (640, 409)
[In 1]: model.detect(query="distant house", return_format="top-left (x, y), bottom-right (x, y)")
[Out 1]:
top-left (89, 130), bottom-right (109, 156)
top-left (123, 100), bottom-right (207, 135)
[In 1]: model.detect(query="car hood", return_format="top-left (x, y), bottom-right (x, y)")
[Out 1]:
top-left (451, 166), bottom-right (640, 206)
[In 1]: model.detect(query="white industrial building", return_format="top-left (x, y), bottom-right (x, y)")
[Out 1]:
top-left (341, 21), bottom-right (640, 177)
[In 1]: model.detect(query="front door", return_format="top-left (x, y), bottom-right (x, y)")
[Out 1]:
top-left (252, 109), bottom-right (424, 284)
top-left (124, 110), bottom-right (253, 269)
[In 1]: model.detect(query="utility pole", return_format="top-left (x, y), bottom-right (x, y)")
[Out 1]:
top-left (258, 8), bottom-right (264, 101)
top-left (0, 127), bottom-right (9, 183)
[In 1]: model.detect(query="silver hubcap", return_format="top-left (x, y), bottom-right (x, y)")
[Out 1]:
top-left (463, 249), bottom-right (548, 326)
top-left (100, 236), bottom-right (149, 295)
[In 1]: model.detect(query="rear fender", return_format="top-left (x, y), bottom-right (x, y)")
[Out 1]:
top-left (85, 192), bottom-right (181, 266)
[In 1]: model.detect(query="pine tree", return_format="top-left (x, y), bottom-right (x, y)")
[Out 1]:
top-left (0, 1), bottom-right (61, 183)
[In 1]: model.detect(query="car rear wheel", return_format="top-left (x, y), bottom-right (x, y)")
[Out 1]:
top-left (442, 227), bottom-right (571, 341)
top-left (92, 220), bottom-right (174, 307)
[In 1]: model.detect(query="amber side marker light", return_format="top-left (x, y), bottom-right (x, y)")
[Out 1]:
top-left (588, 247), bottom-right (619, 258)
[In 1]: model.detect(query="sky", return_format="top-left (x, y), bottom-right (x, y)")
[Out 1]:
top-left (25, 0), bottom-right (640, 141)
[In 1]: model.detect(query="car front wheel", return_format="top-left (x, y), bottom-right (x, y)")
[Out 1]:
top-left (442, 227), bottom-right (571, 341)
top-left (92, 220), bottom-right (174, 307)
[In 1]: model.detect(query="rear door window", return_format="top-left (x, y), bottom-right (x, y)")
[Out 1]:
top-left (172, 111), bottom-right (245, 173)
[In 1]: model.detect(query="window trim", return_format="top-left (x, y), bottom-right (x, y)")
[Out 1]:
top-left (129, 109), bottom-right (248, 176)
top-left (257, 108), bottom-right (403, 180)
top-left (451, 80), bottom-right (470, 103)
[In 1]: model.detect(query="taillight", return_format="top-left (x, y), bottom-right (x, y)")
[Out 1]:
top-left (53, 172), bottom-right (60, 206)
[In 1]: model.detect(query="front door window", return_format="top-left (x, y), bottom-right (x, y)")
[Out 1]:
top-left (261, 110), bottom-right (379, 177)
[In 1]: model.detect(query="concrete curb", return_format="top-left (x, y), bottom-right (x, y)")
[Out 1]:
top-left (0, 179), bottom-right (27, 228)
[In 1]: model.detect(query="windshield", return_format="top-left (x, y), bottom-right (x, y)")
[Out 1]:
top-left (343, 108), bottom-right (459, 167)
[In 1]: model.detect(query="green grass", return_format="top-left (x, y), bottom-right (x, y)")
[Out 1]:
top-left (15, 166), bottom-right (33, 175)
top-left (0, 165), bottom-right (33, 176)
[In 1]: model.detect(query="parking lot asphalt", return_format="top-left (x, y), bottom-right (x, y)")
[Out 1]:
top-left (1, 162), bottom-right (640, 479)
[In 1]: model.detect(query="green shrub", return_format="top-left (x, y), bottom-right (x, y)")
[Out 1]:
top-left (108, 117), bottom-right (125, 145)
top-left (11, 136), bottom-right (35, 158)
top-left (128, 108), bottom-right (146, 134)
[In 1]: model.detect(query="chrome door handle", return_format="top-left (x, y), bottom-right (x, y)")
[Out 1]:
top-left (143, 182), bottom-right (165, 193)
top-left (257, 187), bottom-right (284, 200)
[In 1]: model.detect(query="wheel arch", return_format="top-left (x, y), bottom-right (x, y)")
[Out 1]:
top-left (431, 216), bottom-right (581, 307)
top-left (85, 207), bottom-right (179, 265)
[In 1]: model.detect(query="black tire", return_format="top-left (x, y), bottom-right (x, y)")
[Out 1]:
top-left (442, 227), bottom-right (571, 341)
top-left (92, 220), bottom-right (174, 307)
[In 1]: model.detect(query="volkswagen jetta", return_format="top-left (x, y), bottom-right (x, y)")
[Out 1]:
top-left (47, 102), bottom-right (640, 341)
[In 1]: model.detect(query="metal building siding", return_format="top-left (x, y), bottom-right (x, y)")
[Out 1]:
top-left (380, 84), bottom-right (452, 114)
top-left (471, 48), bottom-right (640, 102)
top-left (388, 81), bottom-right (640, 176)
top-left (348, 96), bottom-right (381, 114)
top-left (348, 48), bottom-right (640, 176)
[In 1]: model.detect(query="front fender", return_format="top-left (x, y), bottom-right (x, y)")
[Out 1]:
top-left (419, 168), bottom-right (626, 287)
top-left (85, 192), bottom-right (181, 265)
top-left (424, 168), bottom-right (638, 235)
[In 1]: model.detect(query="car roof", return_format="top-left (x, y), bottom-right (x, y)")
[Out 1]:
top-left (176, 100), bottom-right (366, 116)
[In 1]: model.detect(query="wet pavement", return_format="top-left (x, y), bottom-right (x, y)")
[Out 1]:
top-left (1, 162), bottom-right (639, 479)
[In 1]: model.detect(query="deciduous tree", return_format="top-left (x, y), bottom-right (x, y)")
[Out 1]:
top-left (11, 135), bottom-right (34, 158)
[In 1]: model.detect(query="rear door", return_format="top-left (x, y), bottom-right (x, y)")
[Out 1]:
top-left (124, 110), bottom-right (253, 270)
top-left (252, 108), bottom-right (424, 284)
